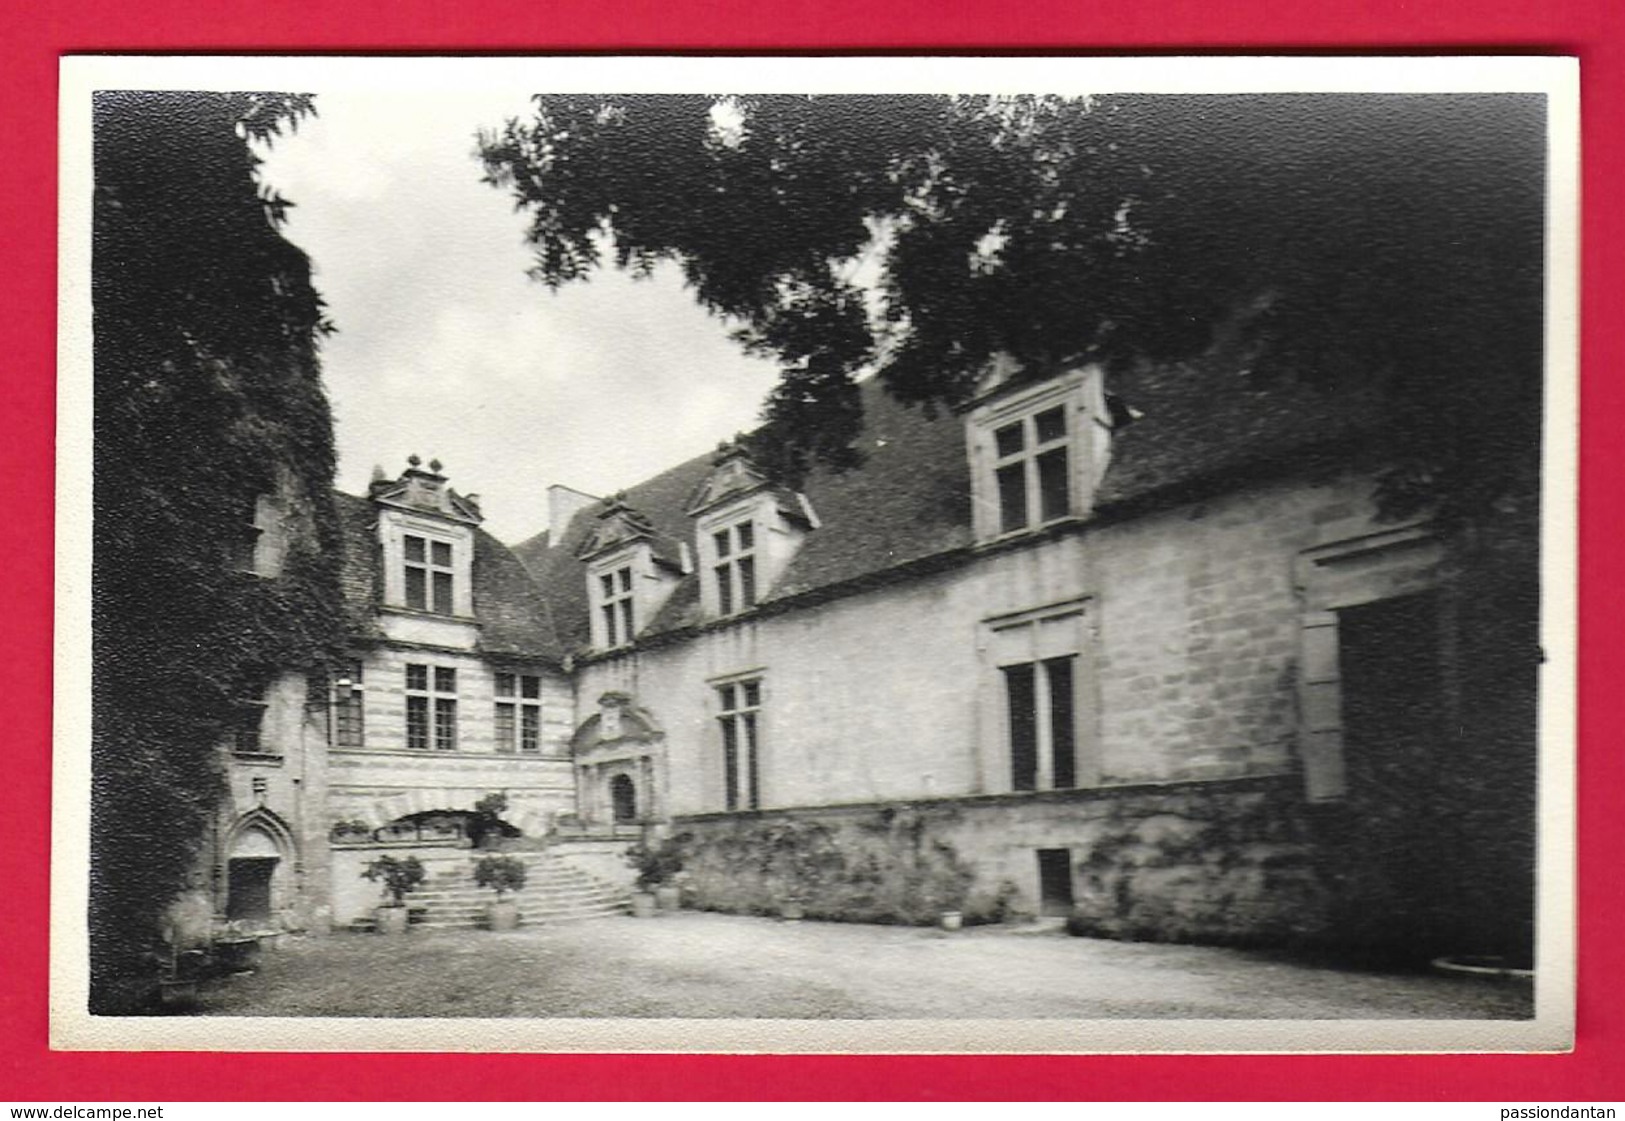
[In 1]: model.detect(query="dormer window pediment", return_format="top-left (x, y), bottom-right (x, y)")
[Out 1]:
top-left (685, 441), bottom-right (776, 518)
top-left (371, 455), bottom-right (484, 526)
top-left (578, 496), bottom-right (660, 562)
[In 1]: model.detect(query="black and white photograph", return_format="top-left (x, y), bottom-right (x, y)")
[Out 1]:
top-left (53, 56), bottom-right (1576, 1052)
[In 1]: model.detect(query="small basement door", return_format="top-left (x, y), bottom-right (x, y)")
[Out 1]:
top-left (1037, 848), bottom-right (1075, 917)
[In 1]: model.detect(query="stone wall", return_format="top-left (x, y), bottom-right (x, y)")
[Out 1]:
top-left (673, 775), bottom-right (1328, 943)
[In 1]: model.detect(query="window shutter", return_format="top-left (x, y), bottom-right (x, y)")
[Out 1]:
top-left (1298, 610), bottom-right (1347, 801)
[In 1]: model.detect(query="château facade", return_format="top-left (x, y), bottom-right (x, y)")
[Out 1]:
top-left (189, 354), bottom-right (1538, 959)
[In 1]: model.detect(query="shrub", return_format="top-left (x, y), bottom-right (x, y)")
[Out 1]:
top-left (473, 854), bottom-right (528, 899)
top-left (625, 836), bottom-right (686, 891)
top-left (362, 855), bottom-right (425, 906)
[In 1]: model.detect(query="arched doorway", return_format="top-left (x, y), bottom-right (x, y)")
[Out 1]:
top-left (610, 774), bottom-right (638, 824)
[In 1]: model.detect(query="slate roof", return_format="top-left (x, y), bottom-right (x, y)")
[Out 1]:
top-left (512, 360), bottom-right (1381, 657)
top-left (333, 490), bottom-right (564, 664)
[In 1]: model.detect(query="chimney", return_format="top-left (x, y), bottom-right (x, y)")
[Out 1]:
top-left (548, 484), bottom-right (601, 537)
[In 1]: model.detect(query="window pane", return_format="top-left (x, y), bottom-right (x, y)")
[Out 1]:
top-left (494, 672), bottom-right (514, 697)
top-left (432, 570), bottom-right (453, 612)
top-left (599, 573), bottom-right (615, 599)
top-left (617, 566), bottom-right (632, 592)
top-left (742, 680), bottom-right (760, 708)
top-left (434, 666), bottom-right (456, 693)
top-left (739, 556), bottom-right (756, 609)
top-left (620, 599), bottom-right (636, 642)
top-left (405, 567), bottom-right (427, 609)
top-left (336, 695), bottom-right (364, 748)
top-left (405, 664), bottom-right (428, 692)
top-left (520, 674), bottom-right (540, 699)
top-left (744, 711), bottom-right (759, 810)
top-left (1035, 406), bottom-right (1067, 444)
top-left (602, 603), bottom-right (618, 645)
top-left (718, 684), bottom-right (736, 712)
top-left (997, 463), bottom-right (1029, 533)
top-left (1046, 656), bottom-right (1077, 789)
top-left (995, 422), bottom-right (1025, 458)
top-left (736, 522), bottom-right (753, 551)
top-left (406, 695), bottom-right (429, 749)
top-left (434, 698), bottom-right (456, 750)
top-left (494, 702), bottom-right (515, 753)
top-left (404, 535), bottom-right (425, 562)
top-left (1003, 663), bottom-right (1038, 791)
top-left (720, 716), bottom-right (739, 811)
top-left (521, 706), bottom-right (540, 753)
top-left (1038, 447), bottom-right (1071, 522)
top-left (716, 565), bottom-right (734, 615)
top-left (713, 530), bottom-right (731, 559)
top-left (346, 659), bottom-right (364, 684)
top-left (430, 540), bottom-right (452, 567)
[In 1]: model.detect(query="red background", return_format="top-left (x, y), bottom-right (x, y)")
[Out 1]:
top-left (2, 0), bottom-right (1616, 1101)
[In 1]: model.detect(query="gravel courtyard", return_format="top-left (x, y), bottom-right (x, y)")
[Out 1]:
top-left (186, 912), bottom-right (1532, 1021)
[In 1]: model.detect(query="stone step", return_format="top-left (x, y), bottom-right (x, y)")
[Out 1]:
top-left (413, 883), bottom-right (623, 902)
top-left (352, 855), bottom-right (631, 931)
top-left (415, 901), bottom-right (631, 929)
top-left (412, 896), bottom-right (627, 909)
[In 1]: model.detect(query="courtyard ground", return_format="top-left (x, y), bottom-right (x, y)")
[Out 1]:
top-left (188, 912), bottom-right (1533, 1020)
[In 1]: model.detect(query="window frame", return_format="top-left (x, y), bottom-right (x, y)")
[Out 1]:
top-left (709, 517), bottom-right (758, 617)
top-left (494, 670), bottom-right (544, 755)
top-left (714, 675), bottom-right (764, 811)
top-left (331, 659), bottom-right (365, 749)
top-left (984, 601), bottom-right (1095, 792)
top-left (229, 678), bottom-right (273, 757)
top-left (405, 662), bottom-right (458, 751)
top-left (967, 367), bottom-right (1108, 544)
top-left (593, 564), bottom-right (637, 648)
top-left (403, 533), bottom-right (457, 614)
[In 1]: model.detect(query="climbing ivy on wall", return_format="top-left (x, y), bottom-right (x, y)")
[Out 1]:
top-left (90, 91), bottom-right (344, 1010)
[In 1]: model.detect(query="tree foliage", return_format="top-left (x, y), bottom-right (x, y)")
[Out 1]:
top-left (479, 93), bottom-right (1545, 517)
top-left (91, 91), bottom-right (344, 1008)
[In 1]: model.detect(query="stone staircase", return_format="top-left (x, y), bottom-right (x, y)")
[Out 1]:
top-left (349, 852), bottom-right (629, 932)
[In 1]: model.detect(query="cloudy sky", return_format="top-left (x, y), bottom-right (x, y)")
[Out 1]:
top-left (255, 90), bottom-right (784, 545)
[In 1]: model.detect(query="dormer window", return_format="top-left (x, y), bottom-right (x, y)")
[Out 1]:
top-left (712, 520), bottom-right (757, 615)
top-left (967, 365), bottom-right (1112, 543)
top-left (404, 534), bottom-right (455, 613)
top-left (688, 444), bottom-right (815, 621)
top-left (597, 565), bottom-right (636, 647)
top-left (373, 457), bottom-right (481, 620)
top-left (579, 495), bottom-right (686, 652)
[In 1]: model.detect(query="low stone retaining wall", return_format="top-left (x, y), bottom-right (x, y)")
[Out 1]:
top-left (674, 775), bottom-right (1329, 944)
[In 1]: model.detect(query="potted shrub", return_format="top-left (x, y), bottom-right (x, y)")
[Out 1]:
top-left (625, 838), bottom-right (684, 917)
top-left (468, 791), bottom-right (520, 850)
top-left (362, 854), bottom-right (425, 934)
top-left (474, 854), bottom-right (528, 932)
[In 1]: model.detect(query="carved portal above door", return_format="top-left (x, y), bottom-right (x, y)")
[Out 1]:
top-left (570, 692), bottom-right (667, 831)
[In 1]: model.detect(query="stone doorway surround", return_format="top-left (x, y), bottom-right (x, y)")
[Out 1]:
top-left (571, 690), bottom-right (668, 831)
